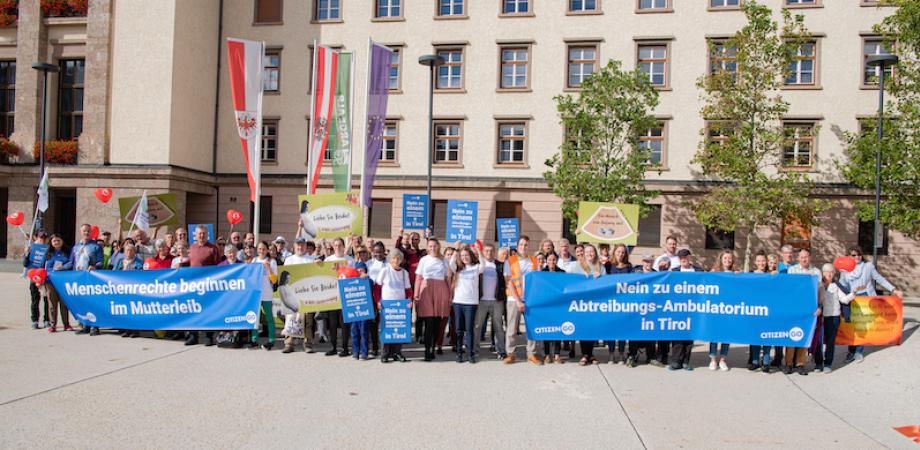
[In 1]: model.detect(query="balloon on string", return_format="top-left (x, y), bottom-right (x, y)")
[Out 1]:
top-left (94, 188), bottom-right (113, 203)
top-left (226, 209), bottom-right (243, 226)
top-left (337, 266), bottom-right (359, 279)
top-left (833, 256), bottom-right (856, 273)
top-left (6, 211), bottom-right (24, 226)
top-left (90, 225), bottom-right (100, 240)
top-left (27, 268), bottom-right (47, 286)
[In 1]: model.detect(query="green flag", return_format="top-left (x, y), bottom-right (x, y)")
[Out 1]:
top-left (329, 52), bottom-right (353, 192)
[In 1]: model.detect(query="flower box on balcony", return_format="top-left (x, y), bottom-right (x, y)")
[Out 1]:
top-left (32, 140), bottom-right (78, 165)
top-left (41, 0), bottom-right (87, 18)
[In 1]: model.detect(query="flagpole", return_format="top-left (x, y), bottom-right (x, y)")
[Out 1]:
top-left (308, 40), bottom-right (319, 194)
top-left (253, 41), bottom-right (266, 241)
top-left (346, 49), bottom-right (357, 194)
top-left (359, 39), bottom-right (373, 209)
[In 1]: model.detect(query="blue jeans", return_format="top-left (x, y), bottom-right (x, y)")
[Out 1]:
top-left (350, 319), bottom-right (371, 357)
top-left (848, 345), bottom-right (864, 356)
top-left (749, 345), bottom-right (772, 366)
top-left (607, 340), bottom-right (626, 353)
top-left (453, 303), bottom-right (478, 356)
top-left (817, 316), bottom-right (841, 368)
top-left (709, 343), bottom-right (730, 358)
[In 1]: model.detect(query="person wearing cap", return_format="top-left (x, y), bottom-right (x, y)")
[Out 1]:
top-left (23, 231), bottom-right (50, 329)
top-left (273, 236), bottom-right (291, 263)
top-left (636, 254), bottom-right (656, 273)
top-left (349, 260), bottom-right (373, 360)
top-left (667, 249), bottom-right (701, 371)
top-left (654, 236), bottom-right (681, 271)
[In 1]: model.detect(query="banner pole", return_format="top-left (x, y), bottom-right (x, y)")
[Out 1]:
top-left (307, 40), bottom-right (318, 194)
top-left (359, 38), bottom-right (372, 208)
top-left (346, 50), bottom-right (356, 193)
top-left (253, 41), bottom-right (265, 240)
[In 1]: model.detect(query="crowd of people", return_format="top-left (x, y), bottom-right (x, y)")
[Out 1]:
top-left (23, 222), bottom-right (905, 374)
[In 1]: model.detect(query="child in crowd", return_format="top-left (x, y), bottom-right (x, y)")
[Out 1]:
top-left (373, 250), bottom-right (413, 363)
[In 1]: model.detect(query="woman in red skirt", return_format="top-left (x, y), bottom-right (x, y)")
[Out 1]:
top-left (414, 238), bottom-right (451, 361)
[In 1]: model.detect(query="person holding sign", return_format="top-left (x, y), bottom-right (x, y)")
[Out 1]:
top-left (503, 236), bottom-right (542, 366)
top-left (373, 249), bottom-right (413, 363)
top-left (415, 238), bottom-right (450, 362)
top-left (707, 250), bottom-right (737, 372)
top-left (573, 244), bottom-right (606, 366)
top-left (43, 234), bottom-right (72, 333)
top-left (839, 246), bottom-right (904, 364)
top-left (448, 243), bottom-right (487, 363)
top-left (816, 263), bottom-right (859, 373)
top-left (185, 225), bottom-right (221, 346)
top-left (23, 231), bottom-right (49, 329)
top-left (786, 249), bottom-right (822, 376)
top-left (71, 224), bottom-right (104, 336)
top-left (667, 249), bottom-right (702, 371)
top-left (473, 243), bottom-right (507, 360)
top-left (251, 241), bottom-right (278, 351)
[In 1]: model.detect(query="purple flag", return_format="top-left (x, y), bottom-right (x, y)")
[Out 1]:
top-left (361, 42), bottom-right (393, 207)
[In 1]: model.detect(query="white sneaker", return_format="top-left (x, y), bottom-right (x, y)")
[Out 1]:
top-left (719, 360), bottom-right (729, 372)
top-left (855, 353), bottom-right (865, 363)
top-left (708, 360), bottom-right (718, 371)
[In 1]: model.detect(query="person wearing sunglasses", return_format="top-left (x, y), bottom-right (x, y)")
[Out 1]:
top-left (838, 246), bottom-right (903, 363)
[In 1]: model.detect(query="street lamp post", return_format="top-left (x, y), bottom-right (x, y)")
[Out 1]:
top-left (865, 54), bottom-right (898, 264)
top-left (418, 54), bottom-right (445, 237)
top-left (31, 62), bottom-right (59, 231)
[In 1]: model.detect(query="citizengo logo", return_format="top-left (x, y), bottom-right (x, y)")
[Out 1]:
top-left (76, 312), bottom-right (97, 323)
top-left (533, 322), bottom-right (576, 336)
top-left (788, 327), bottom-right (804, 342)
top-left (760, 327), bottom-right (805, 342)
top-left (561, 321), bottom-right (576, 336)
top-left (224, 311), bottom-right (259, 325)
top-left (245, 311), bottom-right (258, 324)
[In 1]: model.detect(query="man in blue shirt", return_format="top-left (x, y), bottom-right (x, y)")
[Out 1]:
top-left (71, 224), bottom-right (104, 335)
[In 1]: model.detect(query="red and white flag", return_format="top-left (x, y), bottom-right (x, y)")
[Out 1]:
top-left (227, 38), bottom-right (264, 202)
top-left (308, 44), bottom-right (339, 194)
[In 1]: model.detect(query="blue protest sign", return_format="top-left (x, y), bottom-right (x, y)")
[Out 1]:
top-left (524, 271), bottom-right (819, 347)
top-left (380, 299), bottom-right (412, 344)
top-left (48, 264), bottom-right (264, 330)
top-left (402, 194), bottom-right (428, 230)
top-left (28, 243), bottom-right (49, 269)
top-left (338, 277), bottom-right (374, 323)
top-left (188, 224), bottom-right (215, 243)
top-left (445, 200), bottom-right (478, 244)
top-left (496, 218), bottom-right (519, 249)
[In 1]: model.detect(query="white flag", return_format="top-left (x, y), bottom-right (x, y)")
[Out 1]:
top-left (36, 172), bottom-right (49, 213)
top-left (132, 190), bottom-right (149, 232)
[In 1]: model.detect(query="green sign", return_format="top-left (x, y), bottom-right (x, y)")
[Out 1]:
top-left (576, 202), bottom-right (639, 245)
top-left (117, 193), bottom-right (179, 231)
top-left (275, 261), bottom-right (341, 313)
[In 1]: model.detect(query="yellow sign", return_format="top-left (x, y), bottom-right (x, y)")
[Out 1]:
top-left (576, 202), bottom-right (639, 245)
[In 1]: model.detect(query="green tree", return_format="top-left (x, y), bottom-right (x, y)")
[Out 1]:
top-left (545, 60), bottom-right (660, 235)
top-left (838, 0), bottom-right (920, 239)
top-left (691, 1), bottom-right (826, 270)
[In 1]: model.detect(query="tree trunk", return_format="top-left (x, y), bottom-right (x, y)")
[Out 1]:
top-left (742, 227), bottom-right (753, 272)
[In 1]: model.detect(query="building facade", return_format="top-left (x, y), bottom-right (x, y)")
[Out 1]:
top-left (1, 0), bottom-right (916, 293)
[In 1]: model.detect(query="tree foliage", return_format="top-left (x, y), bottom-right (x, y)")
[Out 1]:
top-left (838, 0), bottom-right (920, 239)
top-left (545, 60), bottom-right (660, 234)
top-left (691, 0), bottom-right (827, 269)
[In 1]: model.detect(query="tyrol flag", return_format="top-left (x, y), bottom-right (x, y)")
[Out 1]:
top-left (226, 38), bottom-right (264, 202)
top-left (360, 42), bottom-right (393, 207)
top-left (309, 45), bottom-right (353, 194)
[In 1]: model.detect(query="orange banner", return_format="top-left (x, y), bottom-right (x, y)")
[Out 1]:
top-left (836, 296), bottom-right (903, 346)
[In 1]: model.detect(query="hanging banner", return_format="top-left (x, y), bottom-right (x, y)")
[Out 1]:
top-left (308, 45), bottom-right (339, 194)
top-left (47, 265), bottom-right (264, 330)
top-left (329, 52), bottom-right (353, 192)
top-left (296, 192), bottom-right (363, 239)
top-left (117, 193), bottom-right (179, 231)
top-left (338, 277), bottom-right (374, 323)
top-left (836, 296), bottom-right (903, 346)
top-left (226, 38), bottom-right (264, 202)
top-left (402, 194), bottom-right (428, 230)
top-left (576, 202), bottom-right (639, 245)
top-left (380, 299), bottom-right (412, 344)
top-left (446, 200), bottom-right (477, 244)
top-left (360, 42), bottom-right (394, 207)
top-left (496, 218), bottom-right (519, 249)
top-left (523, 271), bottom-right (820, 347)
top-left (275, 261), bottom-right (341, 313)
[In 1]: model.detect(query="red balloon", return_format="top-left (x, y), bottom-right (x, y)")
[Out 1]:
top-left (94, 188), bottom-right (113, 204)
top-left (226, 209), bottom-right (243, 225)
top-left (6, 211), bottom-right (23, 226)
top-left (27, 268), bottom-right (47, 286)
top-left (337, 267), bottom-right (360, 279)
top-left (833, 256), bottom-right (856, 273)
top-left (90, 225), bottom-right (100, 240)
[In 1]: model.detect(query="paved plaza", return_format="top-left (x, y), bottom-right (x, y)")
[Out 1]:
top-left (0, 273), bottom-right (918, 449)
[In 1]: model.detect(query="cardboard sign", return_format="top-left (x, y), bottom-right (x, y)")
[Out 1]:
top-left (338, 277), bottom-right (374, 323)
top-left (275, 261), bottom-right (341, 313)
top-left (576, 202), bottom-right (639, 245)
top-left (446, 200), bottom-right (478, 244)
top-left (380, 300), bottom-right (412, 344)
top-left (118, 193), bottom-right (179, 231)
top-left (496, 218), bottom-right (519, 249)
top-left (297, 192), bottom-right (364, 239)
top-left (402, 194), bottom-right (428, 230)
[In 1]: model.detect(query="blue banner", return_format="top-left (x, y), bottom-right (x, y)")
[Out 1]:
top-left (446, 200), bottom-right (477, 244)
top-left (29, 243), bottom-right (49, 269)
top-left (496, 218), bottom-right (519, 249)
top-left (338, 277), bottom-right (374, 323)
top-left (48, 264), bottom-right (264, 330)
top-left (524, 271), bottom-right (819, 347)
top-left (380, 299), bottom-right (412, 344)
top-left (402, 194), bottom-right (428, 230)
top-left (189, 224), bottom-right (215, 243)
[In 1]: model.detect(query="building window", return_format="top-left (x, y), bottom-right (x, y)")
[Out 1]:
top-left (495, 201), bottom-right (522, 241)
top-left (639, 123), bottom-right (665, 167)
top-left (57, 59), bottom-right (84, 140)
top-left (381, 120), bottom-right (398, 163)
top-left (502, 0), bottom-right (529, 14)
top-left (376, 0), bottom-right (401, 18)
top-left (567, 45), bottom-right (597, 88)
top-left (436, 47), bottom-right (463, 90)
top-left (705, 227), bottom-right (735, 250)
top-left (782, 122), bottom-right (816, 169)
top-left (314, 0), bottom-right (341, 21)
top-left (710, 0), bottom-right (740, 8)
top-left (0, 60), bottom-right (14, 138)
top-left (389, 48), bottom-right (402, 91)
top-left (254, 0), bottom-right (283, 23)
top-left (785, 41), bottom-right (816, 86)
top-left (263, 50), bottom-right (280, 92)
top-left (499, 47), bottom-right (529, 89)
top-left (497, 122), bottom-right (527, 165)
top-left (261, 120), bottom-right (278, 162)
top-left (638, 0), bottom-right (670, 11)
top-left (432, 200), bottom-right (448, 237)
top-left (569, 0), bottom-right (598, 13)
top-left (433, 121), bottom-right (461, 164)
top-left (259, 195), bottom-right (273, 234)
top-left (437, 0), bottom-right (464, 16)
top-left (637, 205), bottom-right (661, 247)
top-left (706, 121), bottom-right (734, 147)
top-left (785, 0), bottom-right (819, 6)
top-left (858, 220), bottom-right (888, 256)
top-left (708, 40), bottom-right (737, 75)
top-left (369, 198), bottom-right (393, 238)
top-left (863, 38), bottom-right (895, 86)
top-left (638, 44), bottom-right (668, 87)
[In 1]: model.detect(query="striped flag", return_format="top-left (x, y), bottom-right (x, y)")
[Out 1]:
top-left (329, 52), bottom-right (353, 193)
top-left (308, 45), bottom-right (339, 194)
top-left (226, 38), bottom-right (264, 203)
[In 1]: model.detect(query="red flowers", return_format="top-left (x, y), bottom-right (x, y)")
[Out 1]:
top-left (0, 137), bottom-right (20, 159)
top-left (32, 140), bottom-right (79, 165)
top-left (41, 0), bottom-right (87, 18)
top-left (0, 0), bottom-right (17, 27)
